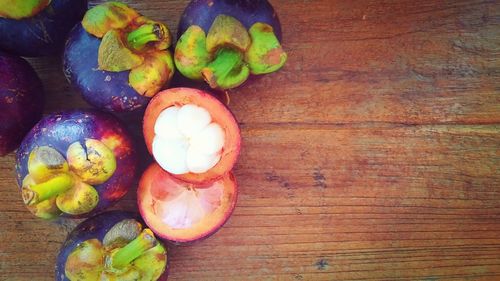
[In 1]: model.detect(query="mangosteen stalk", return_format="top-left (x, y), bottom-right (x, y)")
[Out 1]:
top-left (127, 23), bottom-right (166, 51)
top-left (22, 173), bottom-right (73, 205)
top-left (110, 228), bottom-right (157, 269)
top-left (202, 48), bottom-right (249, 89)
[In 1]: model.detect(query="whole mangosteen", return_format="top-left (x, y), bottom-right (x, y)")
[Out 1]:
top-left (0, 0), bottom-right (88, 57)
top-left (16, 109), bottom-right (136, 219)
top-left (174, 0), bottom-right (287, 90)
top-left (0, 51), bottom-right (44, 156)
top-left (56, 211), bottom-right (168, 280)
top-left (64, 2), bottom-right (175, 113)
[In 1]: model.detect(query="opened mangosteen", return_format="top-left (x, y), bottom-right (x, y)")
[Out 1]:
top-left (143, 87), bottom-right (241, 185)
top-left (138, 163), bottom-right (237, 243)
top-left (64, 2), bottom-right (175, 112)
top-left (0, 0), bottom-right (87, 57)
top-left (0, 51), bottom-right (44, 156)
top-left (16, 109), bottom-right (136, 219)
top-left (56, 211), bottom-right (168, 281)
top-left (174, 0), bottom-right (287, 90)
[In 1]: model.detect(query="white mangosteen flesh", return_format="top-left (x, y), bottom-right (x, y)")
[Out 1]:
top-left (152, 105), bottom-right (225, 175)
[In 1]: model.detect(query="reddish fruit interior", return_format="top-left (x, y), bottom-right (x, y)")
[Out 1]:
top-left (138, 163), bottom-right (237, 242)
top-left (143, 87), bottom-right (240, 184)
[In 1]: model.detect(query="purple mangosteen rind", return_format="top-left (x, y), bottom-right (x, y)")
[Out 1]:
top-left (0, 51), bottom-right (44, 156)
top-left (174, 0), bottom-right (287, 90)
top-left (64, 2), bottom-right (175, 113)
top-left (56, 211), bottom-right (169, 281)
top-left (0, 0), bottom-right (88, 57)
top-left (16, 109), bottom-right (137, 219)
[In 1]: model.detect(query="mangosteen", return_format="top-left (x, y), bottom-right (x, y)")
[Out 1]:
top-left (64, 2), bottom-right (175, 113)
top-left (174, 0), bottom-right (287, 90)
top-left (16, 109), bottom-right (136, 219)
top-left (138, 163), bottom-right (237, 243)
top-left (143, 87), bottom-right (241, 185)
top-left (0, 0), bottom-right (87, 57)
top-left (0, 51), bottom-right (44, 156)
top-left (56, 211), bottom-right (168, 280)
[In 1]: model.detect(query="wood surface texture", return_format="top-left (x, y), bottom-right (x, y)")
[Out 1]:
top-left (1, 0), bottom-right (499, 280)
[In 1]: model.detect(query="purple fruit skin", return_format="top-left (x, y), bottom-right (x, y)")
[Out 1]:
top-left (15, 109), bottom-right (137, 218)
top-left (178, 0), bottom-right (282, 40)
top-left (55, 211), bottom-right (169, 281)
top-left (0, 0), bottom-right (88, 57)
top-left (0, 51), bottom-right (44, 156)
top-left (63, 24), bottom-right (150, 113)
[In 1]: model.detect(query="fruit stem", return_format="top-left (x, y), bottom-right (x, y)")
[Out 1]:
top-left (201, 47), bottom-right (249, 89)
top-left (127, 23), bottom-right (163, 50)
top-left (22, 173), bottom-right (73, 206)
top-left (111, 229), bottom-right (157, 269)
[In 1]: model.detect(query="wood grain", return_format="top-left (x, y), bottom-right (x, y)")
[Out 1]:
top-left (1, 0), bottom-right (499, 280)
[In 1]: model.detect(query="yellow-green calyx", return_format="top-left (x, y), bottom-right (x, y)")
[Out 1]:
top-left (82, 2), bottom-right (174, 97)
top-left (0, 0), bottom-right (50, 19)
top-left (174, 14), bottom-right (287, 90)
top-left (65, 220), bottom-right (167, 281)
top-left (22, 140), bottom-right (116, 219)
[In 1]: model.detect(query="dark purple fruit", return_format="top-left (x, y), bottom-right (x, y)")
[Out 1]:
top-left (64, 2), bottom-right (174, 113)
top-left (0, 0), bottom-right (87, 57)
top-left (56, 211), bottom-right (168, 280)
top-left (0, 51), bottom-right (43, 156)
top-left (174, 0), bottom-right (287, 90)
top-left (16, 109), bottom-right (136, 219)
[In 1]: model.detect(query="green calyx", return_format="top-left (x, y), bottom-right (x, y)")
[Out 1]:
top-left (21, 141), bottom-right (118, 219)
top-left (65, 220), bottom-right (167, 281)
top-left (0, 0), bottom-right (50, 19)
top-left (83, 2), bottom-right (174, 97)
top-left (174, 14), bottom-right (288, 90)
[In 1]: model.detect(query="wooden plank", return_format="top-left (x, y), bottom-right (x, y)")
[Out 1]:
top-left (1, 125), bottom-right (499, 280)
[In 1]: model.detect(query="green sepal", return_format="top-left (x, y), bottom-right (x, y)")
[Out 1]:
top-left (98, 29), bottom-right (144, 72)
top-left (206, 15), bottom-right (251, 54)
top-left (56, 177), bottom-right (99, 215)
top-left (245, 22), bottom-right (287, 74)
top-left (174, 25), bottom-right (211, 80)
top-left (82, 2), bottom-right (139, 38)
top-left (65, 239), bottom-right (105, 281)
top-left (129, 50), bottom-right (175, 97)
top-left (132, 243), bottom-right (167, 280)
top-left (0, 0), bottom-right (49, 20)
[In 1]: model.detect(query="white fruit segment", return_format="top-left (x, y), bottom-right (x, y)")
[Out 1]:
top-left (177, 104), bottom-right (211, 138)
top-left (152, 136), bottom-right (189, 175)
top-left (153, 181), bottom-right (223, 229)
top-left (153, 104), bottom-right (225, 174)
top-left (154, 106), bottom-right (183, 140)
top-left (186, 147), bottom-right (222, 174)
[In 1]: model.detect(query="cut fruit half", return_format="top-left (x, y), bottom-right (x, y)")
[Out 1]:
top-left (138, 163), bottom-right (237, 243)
top-left (143, 87), bottom-right (241, 184)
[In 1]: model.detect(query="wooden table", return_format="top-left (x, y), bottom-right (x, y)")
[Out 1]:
top-left (1, 0), bottom-right (499, 280)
